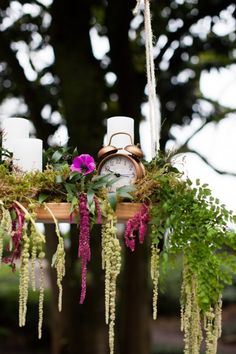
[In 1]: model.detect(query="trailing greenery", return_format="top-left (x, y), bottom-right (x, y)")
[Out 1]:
top-left (136, 155), bottom-right (236, 353)
top-left (141, 157), bottom-right (236, 310)
top-left (0, 150), bottom-right (236, 354)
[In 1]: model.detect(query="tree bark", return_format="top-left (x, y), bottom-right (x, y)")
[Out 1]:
top-left (106, 0), bottom-right (145, 142)
top-left (119, 241), bottom-right (151, 354)
top-left (46, 222), bottom-right (108, 354)
top-left (50, 0), bottom-right (105, 156)
top-left (45, 224), bottom-right (64, 354)
top-left (106, 3), bottom-right (151, 354)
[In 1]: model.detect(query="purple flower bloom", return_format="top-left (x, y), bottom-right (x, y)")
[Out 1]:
top-left (70, 154), bottom-right (95, 176)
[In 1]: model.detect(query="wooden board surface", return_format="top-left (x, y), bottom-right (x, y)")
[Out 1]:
top-left (35, 203), bottom-right (142, 223)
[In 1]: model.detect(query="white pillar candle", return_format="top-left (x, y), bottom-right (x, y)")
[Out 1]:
top-left (2, 117), bottom-right (30, 152)
top-left (107, 116), bottom-right (134, 149)
top-left (13, 138), bottom-right (43, 172)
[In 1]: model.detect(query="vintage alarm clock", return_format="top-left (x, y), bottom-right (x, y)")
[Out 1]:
top-left (97, 132), bottom-right (145, 190)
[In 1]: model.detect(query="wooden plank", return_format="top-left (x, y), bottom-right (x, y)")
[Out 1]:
top-left (35, 202), bottom-right (142, 223)
top-left (115, 203), bottom-right (142, 222)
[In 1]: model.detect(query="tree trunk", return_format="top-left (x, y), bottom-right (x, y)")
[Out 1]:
top-left (106, 0), bottom-right (145, 142)
top-left (120, 241), bottom-right (151, 354)
top-left (45, 224), bottom-right (64, 354)
top-left (45, 222), bottom-right (108, 354)
top-left (48, 2), bottom-right (151, 354)
top-left (106, 3), bottom-right (151, 354)
top-left (50, 0), bottom-right (105, 155)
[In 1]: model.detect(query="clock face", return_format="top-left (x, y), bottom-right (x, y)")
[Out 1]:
top-left (99, 154), bottom-right (137, 191)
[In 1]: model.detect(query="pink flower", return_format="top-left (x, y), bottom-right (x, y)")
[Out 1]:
top-left (94, 196), bottom-right (102, 224)
top-left (124, 203), bottom-right (150, 251)
top-left (3, 203), bottom-right (25, 271)
top-left (78, 193), bottom-right (91, 304)
top-left (70, 154), bottom-right (95, 176)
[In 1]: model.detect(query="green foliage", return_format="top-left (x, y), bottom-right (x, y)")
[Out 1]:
top-left (0, 148), bottom-right (236, 352)
top-left (0, 265), bottom-right (50, 347)
top-left (144, 156), bottom-right (236, 312)
top-left (0, 163), bottom-right (69, 205)
top-left (43, 147), bottom-right (78, 170)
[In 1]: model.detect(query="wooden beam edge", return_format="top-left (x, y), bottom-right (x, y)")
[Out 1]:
top-left (35, 202), bottom-right (142, 223)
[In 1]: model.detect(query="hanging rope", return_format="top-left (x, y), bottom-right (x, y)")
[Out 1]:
top-left (133, 0), bottom-right (142, 15)
top-left (133, 0), bottom-right (161, 157)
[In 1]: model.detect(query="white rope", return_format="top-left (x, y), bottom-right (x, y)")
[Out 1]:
top-left (133, 0), bottom-right (142, 15)
top-left (133, 0), bottom-right (161, 157)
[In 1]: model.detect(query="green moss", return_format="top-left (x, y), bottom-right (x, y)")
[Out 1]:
top-left (0, 164), bottom-right (70, 205)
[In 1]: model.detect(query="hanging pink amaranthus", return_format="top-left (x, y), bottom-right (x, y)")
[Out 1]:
top-left (70, 153), bottom-right (96, 303)
top-left (124, 203), bottom-right (150, 251)
top-left (70, 153), bottom-right (96, 304)
top-left (78, 192), bottom-right (91, 304)
top-left (94, 196), bottom-right (102, 224)
top-left (3, 203), bottom-right (25, 271)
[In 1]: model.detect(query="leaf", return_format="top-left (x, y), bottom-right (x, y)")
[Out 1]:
top-left (87, 189), bottom-right (95, 207)
top-left (70, 196), bottom-right (78, 214)
top-left (169, 166), bottom-right (180, 174)
top-left (108, 192), bottom-right (117, 211)
top-left (91, 174), bottom-right (119, 189)
top-left (106, 177), bottom-right (120, 187)
top-left (38, 193), bottom-right (49, 204)
top-left (92, 174), bottom-right (110, 183)
top-left (65, 183), bottom-right (77, 202)
top-left (52, 150), bottom-right (64, 163)
top-left (72, 147), bottom-right (79, 158)
top-left (55, 175), bottom-right (63, 184)
top-left (116, 185), bottom-right (136, 200)
top-left (69, 171), bottom-right (81, 182)
top-left (116, 185), bottom-right (136, 193)
top-left (196, 178), bottom-right (200, 186)
top-left (117, 191), bottom-right (133, 200)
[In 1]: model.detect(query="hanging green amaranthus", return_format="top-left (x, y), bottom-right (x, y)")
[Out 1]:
top-left (102, 201), bottom-right (122, 354)
top-left (44, 204), bottom-right (65, 312)
top-left (0, 203), bottom-right (12, 263)
top-left (14, 201), bottom-right (46, 339)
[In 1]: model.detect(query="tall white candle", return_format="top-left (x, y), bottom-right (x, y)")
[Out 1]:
top-left (107, 116), bottom-right (134, 149)
top-left (13, 138), bottom-right (43, 172)
top-left (2, 117), bottom-right (30, 152)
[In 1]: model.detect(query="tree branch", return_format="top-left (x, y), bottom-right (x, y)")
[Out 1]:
top-left (175, 102), bottom-right (236, 177)
top-left (155, 0), bottom-right (234, 65)
top-left (0, 32), bottom-right (59, 145)
top-left (181, 148), bottom-right (236, 177)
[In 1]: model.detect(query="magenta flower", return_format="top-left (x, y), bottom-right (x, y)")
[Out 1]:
top-left (124, 203), bottom-right (150, 252)
top-left (94, 196), bottom-right (102, 224)
top-left (70, 154), bottom-right (95, 176)
top-left (3, 203), bottom-right (25, 271)
top-left (78, 193), bottom-right (91, 304)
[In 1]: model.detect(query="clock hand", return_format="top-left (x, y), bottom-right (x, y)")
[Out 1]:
top-left (107, 169), bottom-right (134, 177)
top-left (106, 168), bottom-right (120, 177)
